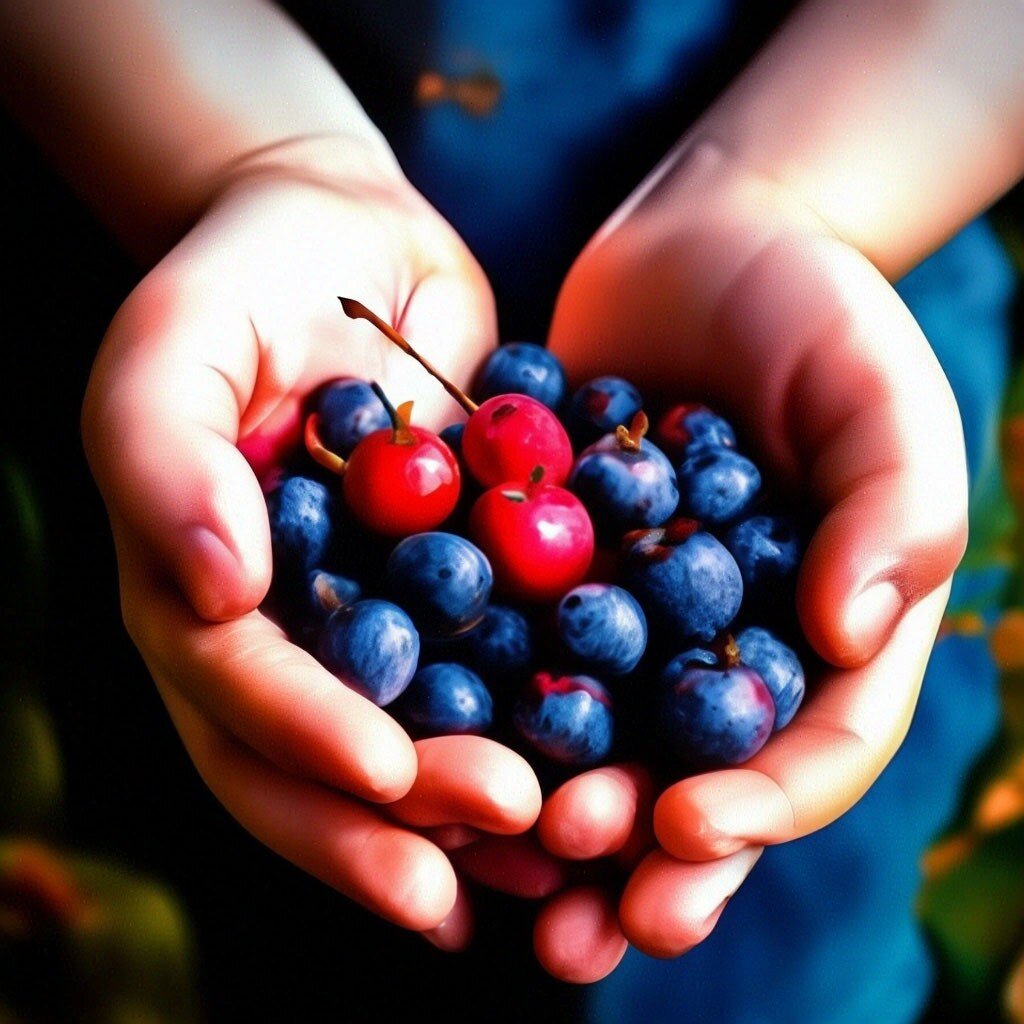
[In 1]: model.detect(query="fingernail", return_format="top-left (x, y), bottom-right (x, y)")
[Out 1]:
top-left (422, 890), bottom-right (473, 952)
top-left (844, 580), bottom-right (903, 651)
top-left (696, 772), bottom-right (794, 844)
top-left (181, 525), bottom-right (243, 620)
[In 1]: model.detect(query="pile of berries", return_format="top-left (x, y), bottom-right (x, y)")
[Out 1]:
top-left (261, 300), bottom-right (810, 780)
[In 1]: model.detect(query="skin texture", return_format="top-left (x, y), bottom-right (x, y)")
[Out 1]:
top-left (3, 0), bottom-right (1023, 988)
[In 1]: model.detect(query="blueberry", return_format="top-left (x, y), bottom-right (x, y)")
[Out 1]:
top-left (735, 627), bottom-right (805, 730)
top-left (660, 646), bottom-right (719, 680)
top-left (625, 527), bottom-right (742, 641)
top-left (315, 379), bottom-right (389, 456)
top-left (724, 515), bottom-right (802, 605)
top-left (266, 476), bottom-right (338, 583)
top-left (385, 532), bottom-right (492, 637)
top-left (568, 377), bottom-right (643, 446)
top-left (657, 403), bottom-right (737, 457)
top-left (318, 599), bottom-right (420, 706)
top-left (658, 660), bottom-right (775, 769)
top-left (514, 673), bottom-right (613, 766)
top-left (282, 569), bottom-right (363, 650)
top-left (456, 604), bottom-right (534, 683)
top-left (392, 662), bottom-right (493, 737)
top-left (558, 584), bottom-right (647, 675)
top-left (474, 342), bottom-right (569, 410)
top-left (677, 448), bottom-right (761, 524)
top-left (570, 434), bottom-right (678, 531)
top-left (439, 422), bottom-right (465, 457)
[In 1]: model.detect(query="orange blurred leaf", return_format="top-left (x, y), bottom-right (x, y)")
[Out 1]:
top-left (990, 610), bottom-right (1024, 669)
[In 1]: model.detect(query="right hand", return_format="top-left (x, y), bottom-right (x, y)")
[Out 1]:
top-left (82, 144), bottom-right (542, 938)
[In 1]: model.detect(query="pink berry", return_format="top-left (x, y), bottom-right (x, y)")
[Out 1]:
top-left (462, 395), bottom-right (573, 488)
top-left (469, 470), bottom-right (594, 602)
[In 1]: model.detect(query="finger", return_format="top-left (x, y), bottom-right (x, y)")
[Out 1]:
top-left (395, 264), bottom-right (497, 429)
top-left (159, 683), bottom-right (456, 932)
top-left (422, 825), bottom-right (483, 852)
top-left (538, 764), bottom-right (652, 861)
top-left (534, 886), bottom-right (628, 984)
top-left (388, 736), bottom-right (542, 835)
top-left (619, 848), bottom-right (762, 959)
top-left (83, 270), bottom-right (272, 621)
top-left (451, 835), bottom-right (569, 900)
top-left (655, 586), bottom-right (948, 861)
top-left (421, 876), bottom-right (475, 953)
top-left (116, 534), bottom-right (417, 803)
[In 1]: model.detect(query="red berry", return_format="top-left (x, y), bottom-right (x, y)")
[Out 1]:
top-left (469, 474), bottom-right (594, 602)
top-left (462, 395), bottom-right (573, 488)
top-left (344, 426), bottom-right (460, 537)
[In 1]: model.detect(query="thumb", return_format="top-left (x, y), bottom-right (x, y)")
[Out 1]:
top-left (83, 271), bottom-right (271, 621)
top-left (719, 236), bottom-right (969, 666)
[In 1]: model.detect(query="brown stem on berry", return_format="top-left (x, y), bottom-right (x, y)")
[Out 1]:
top-left (304, 414), bottom-right (346, 475)
top-left (722, 634), bottom-right (741, 669)
top-left (526, 465), bottom-right (545, 498)
top-left (370, 382), bottom-right (417, 446)
top-left (615, 410), bottom-right (649, 453)
top-left (339, 297), bottom-right (479, 415)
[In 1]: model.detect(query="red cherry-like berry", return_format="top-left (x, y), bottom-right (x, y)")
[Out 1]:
top-left (462, 395), bottom-right (573, 489)
top-left (305, 384), bottom-right (461, 539)
top-left (469, 469), bottom-right (594, 602)
top-left (343, 426), bottom-right (460, 537)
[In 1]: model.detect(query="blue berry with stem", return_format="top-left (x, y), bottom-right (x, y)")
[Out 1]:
top-left (568, 376), bottom-right (643, 446)
top-left (569, 411), bottom-right (679, 532)
top-left (658, 635), bottom-right (774, 770)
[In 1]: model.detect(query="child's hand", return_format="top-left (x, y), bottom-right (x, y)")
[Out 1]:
top-left (81, 158), bottom-right (542, 935)
top-left (529, 145), bottom-right (966, 975)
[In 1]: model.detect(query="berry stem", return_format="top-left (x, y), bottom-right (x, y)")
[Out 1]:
top-left (722, 634), bottom-right (741, 669)
top-left (370, 381), bottom-right (416, 446)
top-left (615, 410), bottom-right (649, 453)
top-left (313, 573), bottom-right (352, 614)
top-left (304, 414), bottom-right (346, 476)
top-left (339, 297), bottom-right (479, 415)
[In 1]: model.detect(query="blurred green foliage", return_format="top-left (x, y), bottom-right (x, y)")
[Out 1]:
top-left (0, 455), bottom-right (200, 1024)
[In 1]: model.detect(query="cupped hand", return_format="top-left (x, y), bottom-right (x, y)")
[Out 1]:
top-left (81, 149), bottom-right (542, 933)
top-left (524, 141), bottom-right (966, 977)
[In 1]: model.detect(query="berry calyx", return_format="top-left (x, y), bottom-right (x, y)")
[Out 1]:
top-left (614, 410), bottom-right (649, 453)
